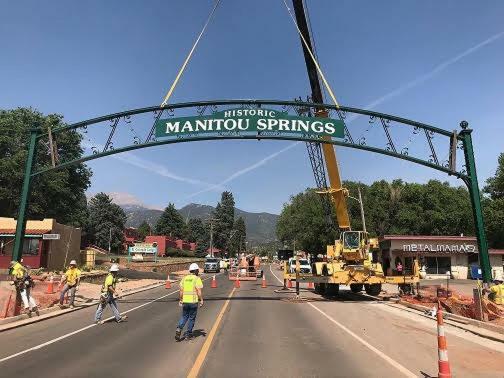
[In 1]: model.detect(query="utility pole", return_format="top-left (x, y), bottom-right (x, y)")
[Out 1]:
top-left (108, 227), bottom-right (112, 254)
top-left (209, 220), bottom-right (214, 258)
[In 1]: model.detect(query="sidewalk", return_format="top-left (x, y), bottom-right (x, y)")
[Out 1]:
top-left (0, 278), bottom-right (168, 332)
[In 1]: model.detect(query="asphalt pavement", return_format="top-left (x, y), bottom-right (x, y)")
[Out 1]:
top-left (0, 267), bottom-right (503, 377)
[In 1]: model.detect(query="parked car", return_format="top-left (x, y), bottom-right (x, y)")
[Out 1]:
top-left (288, 258), bottom-right (312, 274)
top-left (204, 258), bottom-right (220, 273)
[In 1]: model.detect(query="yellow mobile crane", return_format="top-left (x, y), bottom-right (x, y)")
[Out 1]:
top-left (284, 0), bottom-right (419, 296)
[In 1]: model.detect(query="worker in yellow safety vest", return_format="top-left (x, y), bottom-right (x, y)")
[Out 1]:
top-left (487, 274), bottom-right (504, 305)
top-left (175, 263), bottom-right (203, 341)
top-left (9, 259), bottom-right (39, 315)
top-left (58, 260), bottom-right (81, 308)
top-left (94, 264), bottom-right (127, 324)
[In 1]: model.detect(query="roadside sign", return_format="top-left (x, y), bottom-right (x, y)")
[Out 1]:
top-left (43, 234), bottom-right (60, 240)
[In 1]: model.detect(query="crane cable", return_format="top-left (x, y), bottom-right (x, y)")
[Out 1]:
top-left (282, 0), bottom-right (340, 109)
top-left (160, 0), bottom-right (221, 107)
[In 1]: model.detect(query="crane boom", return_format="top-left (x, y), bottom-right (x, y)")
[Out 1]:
top-left (291, 0), bottom-right (350, 230)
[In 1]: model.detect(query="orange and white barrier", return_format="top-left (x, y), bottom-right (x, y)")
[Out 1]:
top-left (437, 304), bottom-right (451, 378)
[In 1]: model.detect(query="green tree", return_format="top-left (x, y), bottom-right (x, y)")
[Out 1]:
top-left (186, 218), bottom-right (206, 242)
top-left (484, 153), bottom-right (504, 199)
top-left (155, 203), bottom-right (185, 238)
top-left (137, 221), bottom-right (152, 241)
top-left (192, 219), bottom-right (211, 257)
top-left (484, 153), bottom-right (504, 248)
top-left (213, 191), bottom-right (235, 250)
top-left (0, 108), bottom-right (91, 226)
top-left (228, 217), bottom-right (247, 257)
top-left (276, 189), bottom-right (337, 254)
top-left (86, 193), bottom-right (126, 252)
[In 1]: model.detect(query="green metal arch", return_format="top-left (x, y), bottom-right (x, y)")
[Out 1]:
top-left (13, 99), bottom-right (492, 283)
top-left (35, 100), bottom-right (464, 180)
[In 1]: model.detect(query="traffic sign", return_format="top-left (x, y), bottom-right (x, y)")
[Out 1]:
top-left (43, 234), bottom-right (60, 240)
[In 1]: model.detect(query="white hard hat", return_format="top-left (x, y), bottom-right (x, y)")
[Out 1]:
top-left (110, 264), bottom-right (119, 272)
top-left (189, 263), bottom-right (200, 272)
top-left (69, 260), bottom-right (77, 266)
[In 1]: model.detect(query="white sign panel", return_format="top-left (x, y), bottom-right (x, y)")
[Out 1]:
top-left (402, 243), bottom-right (476, 253)
top-left (129, 246), bottom-right (157, 254)
top-left (43, 234), bottom-right (60, 240)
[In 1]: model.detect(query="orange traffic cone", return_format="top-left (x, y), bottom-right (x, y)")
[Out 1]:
top-left (46, 275), bottom-right (55, 294)
top-left (261, 275), bottom-right (267, 288)
top-left (234, 279), bottom-right (240, 288)
top-left (287, 279), bottom-right (292, 288)
top-left (308, 281), bottom-right (314, 289)
top-left (211, 275), bottom-right (217, 288)
top-left (165, 274), bottom-right (171, 289)
top-left (437, 303), bottom-right (451, 378)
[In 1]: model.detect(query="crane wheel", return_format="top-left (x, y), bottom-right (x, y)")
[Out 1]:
top-left (364, 284), bottom-right (382, 296)
top-left (350, 284), bottom-right (364, 293)
top-left (314, 283), bottom-right (326, 295)
top-left (325, 283), bottom-right (339, 296)
top-left (398, 283), bottom-right (412, 296)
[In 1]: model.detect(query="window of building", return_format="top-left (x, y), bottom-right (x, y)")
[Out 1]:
top-left (22, 238), bottom-right (39, 255)
top-left (425, 256), bottom-right (451, 274)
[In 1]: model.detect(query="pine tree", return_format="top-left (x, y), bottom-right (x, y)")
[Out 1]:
top-left (229, 217), bottom-right (247, 257)
top-left (137, 221), bottom-right (152, 241)
top-left (155, 203), bottom-right (185, 238)
top-left (86, 193), bottom-right (126, 253)
top-left (213, 191), bottom-right (235, 250)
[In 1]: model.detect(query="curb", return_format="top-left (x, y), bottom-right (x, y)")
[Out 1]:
top-left (389, 301), bottom-right (504, 343)
top-left (0, 281), bottom-right (167, 333)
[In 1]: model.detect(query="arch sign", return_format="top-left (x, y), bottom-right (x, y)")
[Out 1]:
top-left (10, 99), bottom-right (492, 283)
top-left (155, 108), bottom-right (345, 139)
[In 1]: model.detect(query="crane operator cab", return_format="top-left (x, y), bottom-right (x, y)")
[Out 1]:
top-left (340, 230), bottom-right (371, 262)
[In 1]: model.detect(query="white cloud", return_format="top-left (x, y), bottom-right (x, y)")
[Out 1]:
top-left (187, 30), bottom-right (504, 198)
top-left (186, 141), bottom-right (301, 198)
top-left (81, 141), bottom-right (224, 190)
top-left (347, 30), bottom-right (504, 122)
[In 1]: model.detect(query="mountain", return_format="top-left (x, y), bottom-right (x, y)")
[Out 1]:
top-left (121, 203), bottom-right (279, 244)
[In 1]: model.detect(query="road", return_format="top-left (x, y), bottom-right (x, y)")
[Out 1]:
top-left (1, 267), bottom-right (503, 377)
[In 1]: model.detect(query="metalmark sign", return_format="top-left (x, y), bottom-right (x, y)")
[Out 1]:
top-left (155, 108), bottom-right (345, 139)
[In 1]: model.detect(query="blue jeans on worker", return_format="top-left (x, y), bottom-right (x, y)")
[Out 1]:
top-left (60, 284), bottom-right (77, 306)
top-left (177, 303), bottom-right (198, 335)
top-left (95, 294), bottom-right (121, 322)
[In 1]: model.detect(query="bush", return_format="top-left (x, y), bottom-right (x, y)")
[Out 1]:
top-left (164, 248), bottom-right (195, 258)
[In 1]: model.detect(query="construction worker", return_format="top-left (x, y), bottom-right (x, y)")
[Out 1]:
top-left (487, 273), bottom-right (504, 305)
top-left (94, 264), bottom-right (127, 324)
top-left (58, 260), bottom-right (81, 308)
top-left (175, 263), bottom-right (203, 341)
top-left (9, 260), bottom-right (39, 315)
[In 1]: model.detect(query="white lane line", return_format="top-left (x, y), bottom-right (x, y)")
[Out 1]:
top-left (307, 303), bottom-right (417, 377)
top-left (0, 275), bottom-right (214, 364)
top-left (268, 264), bottom-right (416, 378)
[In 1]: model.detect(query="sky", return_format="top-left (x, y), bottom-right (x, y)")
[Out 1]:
top-left (1, 0), bottom-right (503, 214)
